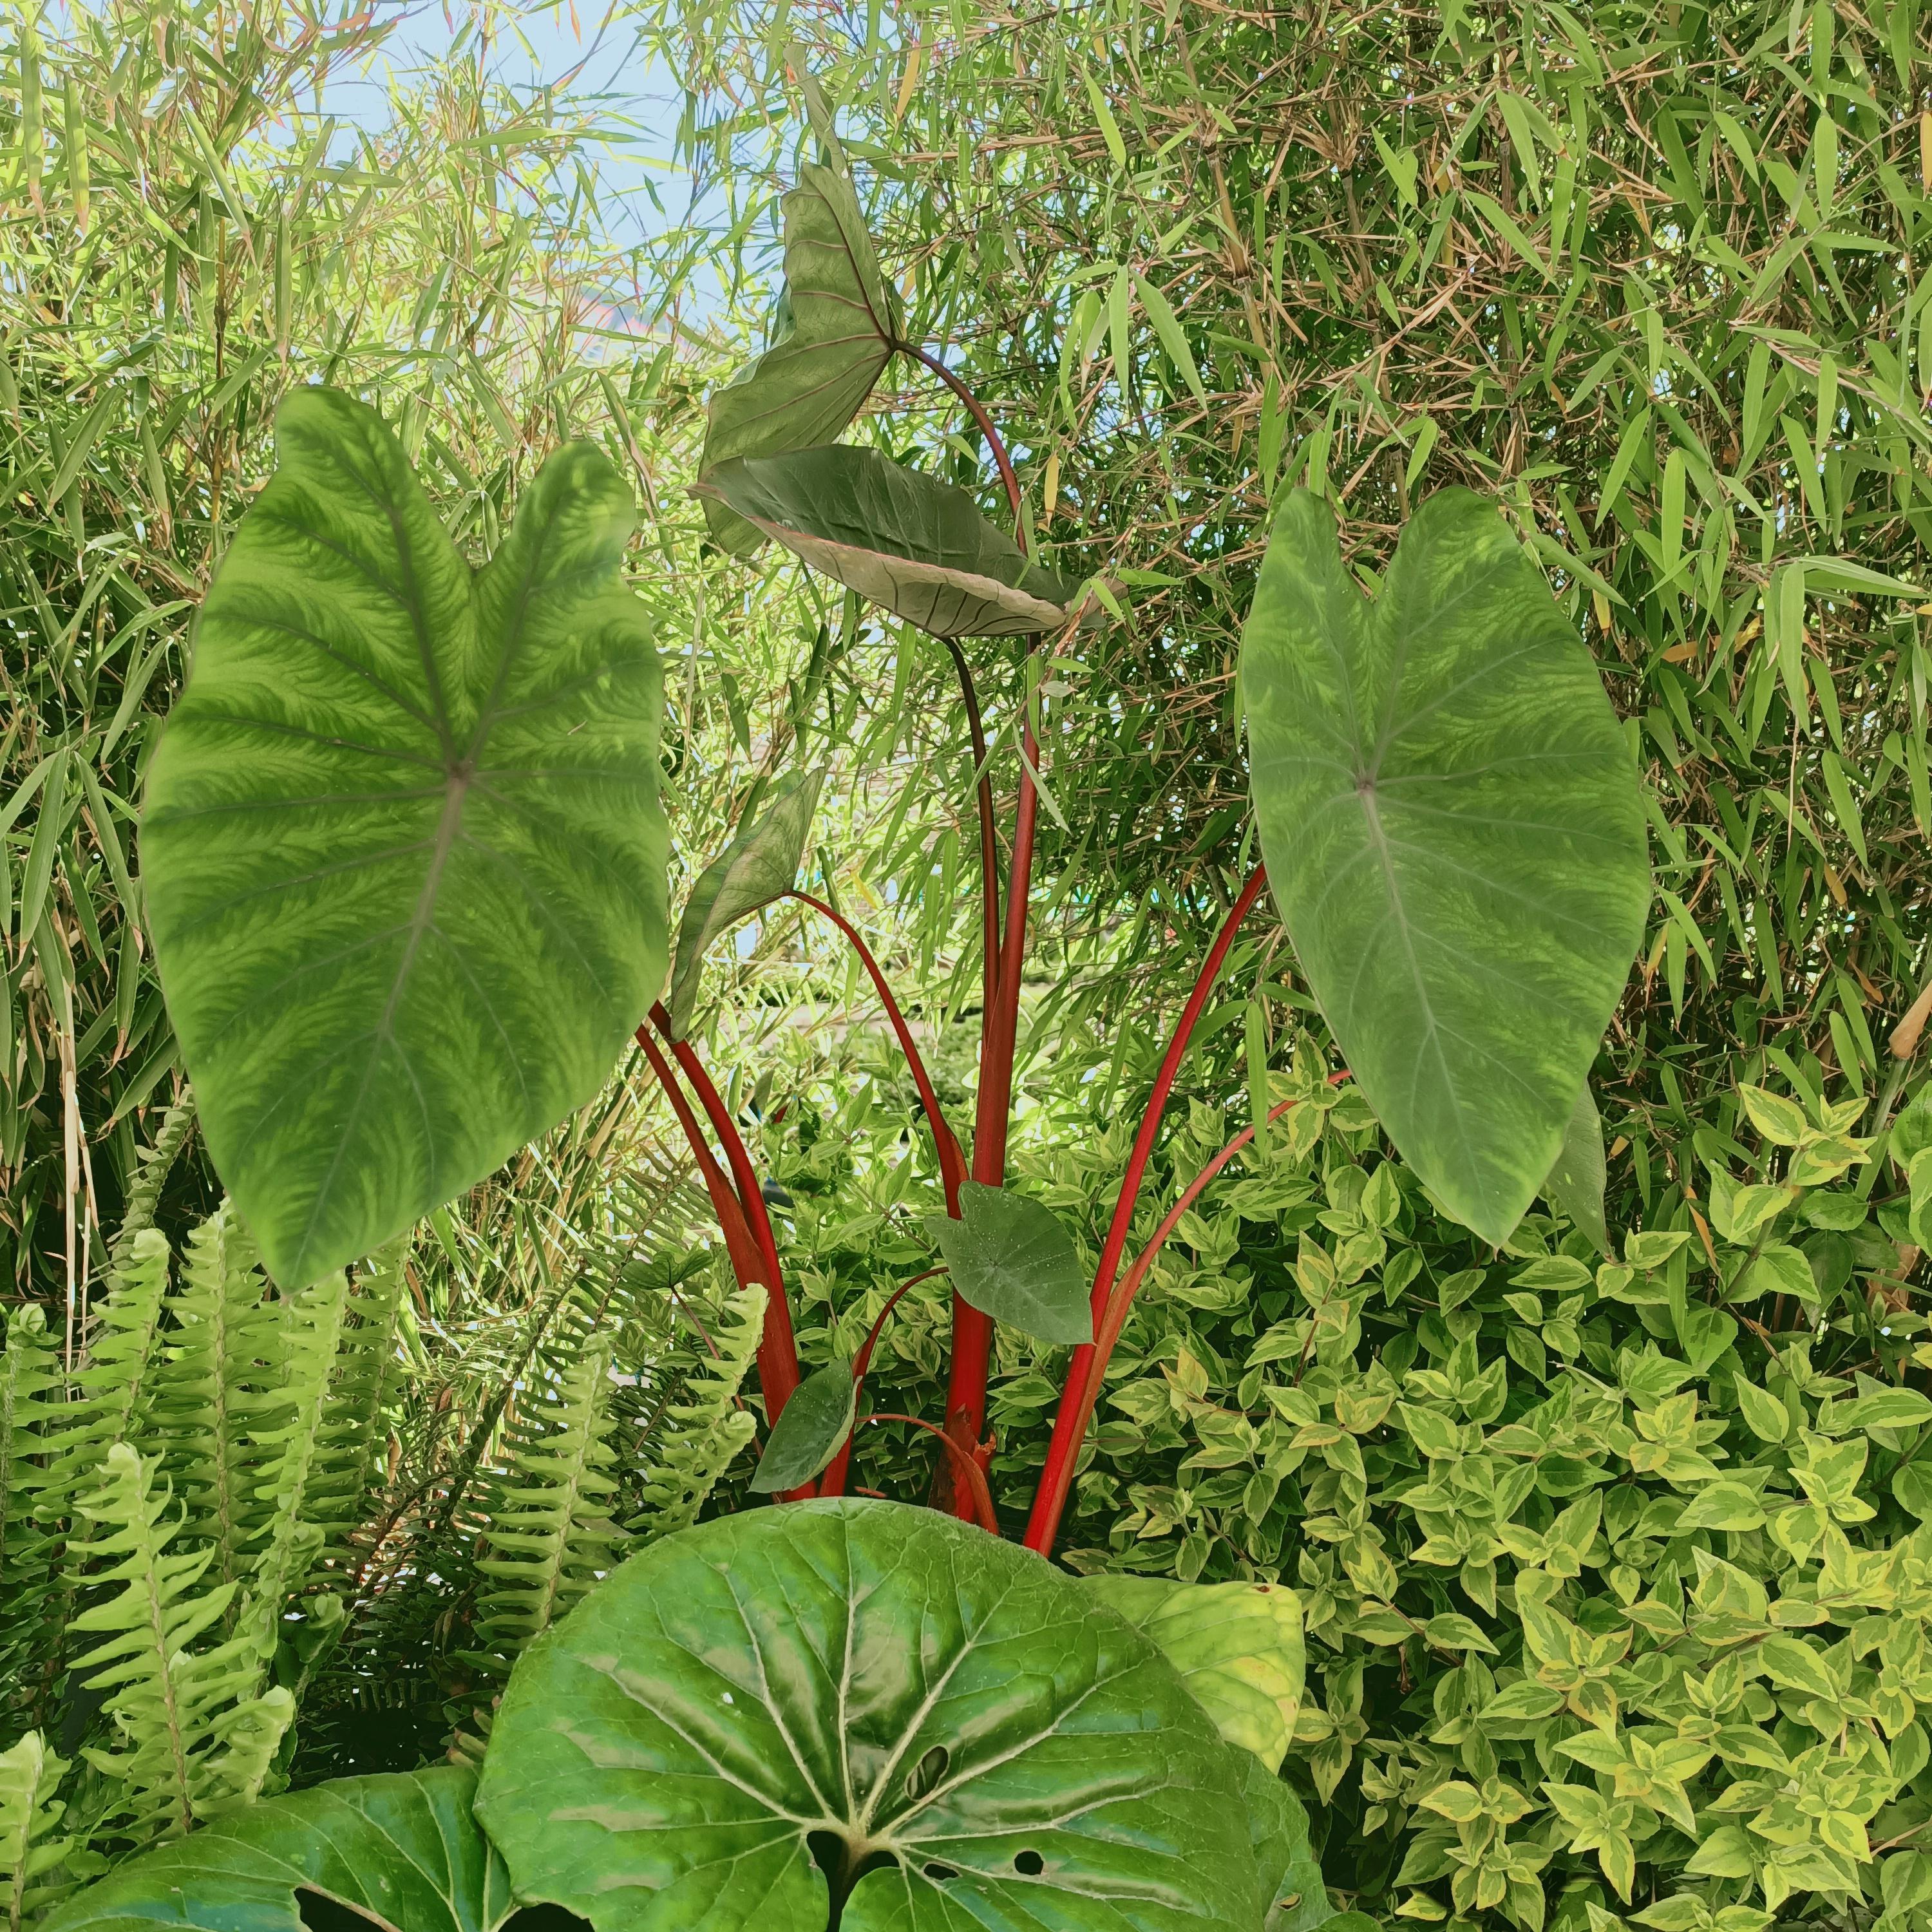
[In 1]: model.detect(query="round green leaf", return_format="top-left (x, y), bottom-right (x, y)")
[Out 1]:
top-left (1544, 1083), bottom-right (1609, 1254)
top-left (699, 159), bottom-right (901, 558)
top-left (474, 1499), bottom-right (1262, 1931)
top-left (141, 389), bottom-right (666, 1287)
top-left (41, 1768), bottom-right (511, 1932)
top-left (923, 1180), bottom-right (1092, 1343)
top-left (1240, 488), bottom-right (1649, 1245)
top-left (749, 1355), bottom-right (855, 1493)
top-left (695, 447), bottom-right (1085, 638)
top-left (665, 768), bottom-right (824, 1039)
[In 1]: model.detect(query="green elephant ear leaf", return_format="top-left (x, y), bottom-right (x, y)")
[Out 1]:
top-left (923, 1180), bottom-right (1092, 1344)
top-left (1240, 487), bottom-right (1650, 1246)
top-left (1083, 1575), bottom-right (1305, 1772)
top-left (1544, 1082), bottom-right (1609, 1253)
top-left (749, 1355), bottom-right (855, 1493)
top-left (694, 447), bottom-right (1085, 639)
top-left (40, 1768), bottom-right (512, 1932)
top-left (664, 768), bottom-right (825, 1039)
top-left (1238, 1756), bottom-right (1332, 1932)
top-left (699, 155), bottom-right (901, 558)
top-left (141, 388), bottom-right (666, 1287)
top-left (475, 1499), bottom-right (1263, 1931)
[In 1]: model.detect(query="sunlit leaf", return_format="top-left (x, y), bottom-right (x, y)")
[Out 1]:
top-left (1240, 488), bottom-right (1649, 1245)
top-left (665, 768), bottom-right (824, 1039)
top-left (695, 446), bottom-right (1084, 638)
top-left (925, 1180), bottom-right (1092, 1343)
top-left (698, 156), bottom-right (900, 558)
top-left (1084, 1575), bottom-right (1305, 1772)
top-left (142, 388), bottom-right (666, 1286)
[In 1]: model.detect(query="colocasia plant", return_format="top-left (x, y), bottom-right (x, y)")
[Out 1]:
top-left (24, 81), bottom-right (1650, 1932)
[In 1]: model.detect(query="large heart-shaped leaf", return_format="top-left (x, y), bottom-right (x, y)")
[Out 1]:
top-left (40, 1767), bottom-right (512, 1932)
top-left (694, 447), bottom-right (1085, 638)
top-left (923, 1180), bottom-right (1092, 1343)
top-left (699, 157), bottom-right (900, 558)
top-left (475, 1498), bottom-right (1262, 1931)
top-left (664, 768), bottom-right (824, 1039)
top-left (1083, 1575), bottom-right (1305, 1772)
top-left (1240, 488), bottom-right (1649, 1245)
top-left (1239, 1757), bottom-right (1331, 1932)
top-left (141, 388), bottom-right (665, 1287)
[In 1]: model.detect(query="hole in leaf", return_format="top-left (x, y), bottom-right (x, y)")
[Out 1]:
top-left (504, 1909), bottom-right (594, 1932)
top-left (923, 1863), bottom-right (958, 1883)
top-left (904, 1743), bottom-right (950, 1801)
top-left (297, 1894), bottom-right (383, 1932)
top-left (1014, 1850), bottom-right (1045, 1877)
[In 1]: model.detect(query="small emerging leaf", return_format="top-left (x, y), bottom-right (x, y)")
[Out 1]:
top-left (665, 769), bottom-right (824, 1039)
top-left (749, 1356), bottom-right (855, 1493)
top-left (925, 1180), bottom-right (1092, 1344)
top-left (696, 446), bottom-right (1086, 639)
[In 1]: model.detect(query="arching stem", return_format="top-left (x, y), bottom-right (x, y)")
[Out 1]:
top-left (818, 1265), bottom-right (946, 1498)
top-left (784, 893), bottom-right (967, 1209)
top-left (1023, 866), bottom-right (1269, 1554)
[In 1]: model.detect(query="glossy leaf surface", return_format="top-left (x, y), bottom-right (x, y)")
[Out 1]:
top-left (475, 1499), bottom-right (1260, 1931)
top-left (1085, 1575), bottom-right (1305, 1771)
top-left (1544, 1083), bottom-right (1609, 1253)
top-left (1240, 488), bottom-right (1649, 1244)
top-left (748, 1354), bottom-right (853, 1492)
top-left (142, 392), bottom-right (665, 1287)
top-left (695, 447), bottom-right (1083, 638)
top-left (699, 159), bottom-right (900, 557)
top-left (664, 768), bottom-right (824, 1038)
top-left (923, 1180), bottom-right (1091, 1343)
top-left (41, 1767), bottom-right (511, 1932)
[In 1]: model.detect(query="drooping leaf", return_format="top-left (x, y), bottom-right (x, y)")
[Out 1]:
top-left (923, 1180), bottom-right (1092, 1344)
top-left (1240, 488), bottom-right (1649, 1245)
top-left (1239, 1756), bottom-right (1332, 1932)
top-left (698, 157), bottom-right (901, 557)
top-left (664, 769), bottom-right (824, 1039)
top-left (1084, 1575), bottom-right (1305, 1770)
top-left (1544, 1082), bottom-right (1609, 1253)
top-left (475, 1499), bottom-right (1262, 1931)
top-left (140, 390), bottom-right (665, 1288)
top-left (694, 447), bottom-right (1084, 638)
top-left (40, 1767), bottom-right (513, 1932)
top-left (748, 1355), bottom-right (854, 1493)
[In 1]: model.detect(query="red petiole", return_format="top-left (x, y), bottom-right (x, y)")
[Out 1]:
top-left (818, 1265), bottom-right (947, 1498)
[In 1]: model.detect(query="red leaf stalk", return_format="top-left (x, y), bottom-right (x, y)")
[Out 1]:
top-left (1023, 866), bottom-right (1269, 1554)
top-left (784, 894), bottom-right (967, 1209)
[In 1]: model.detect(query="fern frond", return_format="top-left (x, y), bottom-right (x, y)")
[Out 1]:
top-left (0, 1731), bottom-right (78, 1932)
top-left (466, 1339), bottom-right (626, 1683)
top-left (65, 1445), bottom-right (292, 1850)
top-left (240, 1272), bottom-right (348, 1637)
top-left (307, 1241), bottom-right (408, 1582)
top-left (1, 1309), bottom-right (62, 1719)
top-left (105, 1093), bottom-right (195, 1280)
top-left (631, 1283), bottom-right (763, 1542)
top-left (41, 1229), bottom-right (172, 1515)
top-left (147, 1203), bottom-right (286, 1597)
